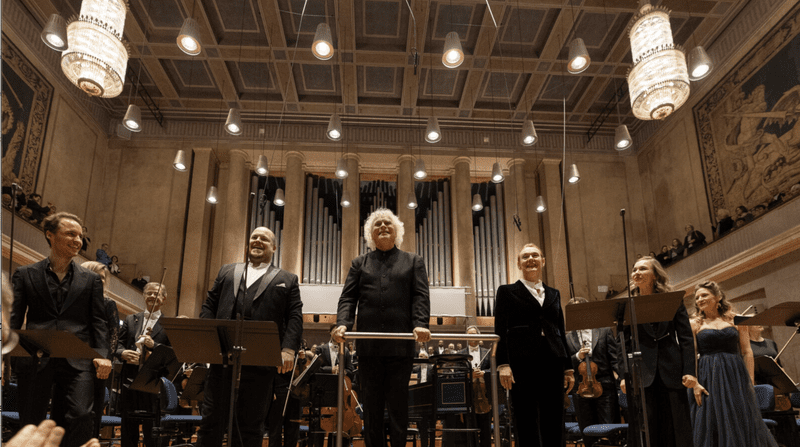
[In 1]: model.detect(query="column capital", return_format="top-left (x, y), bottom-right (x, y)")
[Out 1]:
top-left (397, 154), bottom-right (415, 164)
top-left (507, 158), bottom-right (527, 168)
top-left (542, 157), bottom-right (562, 166)
top-left (453, 156), bottom-right (472, 167)
top-left (342, 153), bottom-right (361, 162)
top-left (286, 151), bottom-right (305, 162)
top-left (229, 149), bottom-right (249, 161)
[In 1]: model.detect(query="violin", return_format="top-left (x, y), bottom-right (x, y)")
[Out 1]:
top-left (320, 375), bottom-right (363, 437)
top-left (472, 349), bottom-right (491, 414)
top-left (577, 340), bottom-right (603, 399)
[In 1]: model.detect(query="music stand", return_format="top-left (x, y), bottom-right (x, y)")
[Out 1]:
top-left (10, 329), bottom-right (104, 360)
top-left (737, 302), bottom-right (800, 360)
top-left (754, 357), bottom-right (798, 394)
top-left (130, 344), bottom-right (180, 394)
top-left (178, 366), bottom-right (208, 401)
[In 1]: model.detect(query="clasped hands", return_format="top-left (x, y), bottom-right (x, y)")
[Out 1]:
top-left (331, 325), bottom-right (432, 343)
top-left (499, 365), bottom-right (574, 393)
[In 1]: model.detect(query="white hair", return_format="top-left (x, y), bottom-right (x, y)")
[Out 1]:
top-left (364, 208), bottom-right (404, 250)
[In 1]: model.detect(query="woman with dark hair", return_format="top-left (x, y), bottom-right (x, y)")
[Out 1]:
top-left (618, 256), bottom-right (696, 447)
top-left (683, 225), bottom-right (706, 256)
top-left (734, 206), bottom-right (754, 224)
top-left (656, 245), bottom-right (671, 267)
top-left (669, 238), bottom-right (684, 261)
top-left (689, 281), bottom-right (777, 447)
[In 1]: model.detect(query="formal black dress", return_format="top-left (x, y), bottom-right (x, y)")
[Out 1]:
top-left (689, 327), bottom-right (777, 447)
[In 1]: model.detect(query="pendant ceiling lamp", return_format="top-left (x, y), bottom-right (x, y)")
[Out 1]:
top-left (225, 108), bottom-right (243, 135)
top-left (327, 113), bottom-right (343, 141)
top-left (442, 31), bottom-right (464, 68)
top-left (615, 124), bottom-right (633, 150)
top-left (122, 104), bottom-right (142, 132)
top-left (471, 193), bottom-right (483, 212)
top-left (413, 158), bottom-right (427, 180)
top-left (312, 22), bottom-right (334, 61)
top-left (341, 191), bottom-right (352, 208)
top-left (335, 158), bottom-right (348, 179)
top-left (256, 155), bottom-right (269, 176)
top-left (687, 46), bottom-right (713, 81)
top-left (273, 188), bottom-right (286, 206)
top-left (535, 195), bottom-right (547, 213)
top-left (61, 0), bottom-right (129, 98)
top-left (491, 162), bottom-right (504, 183)
top-left (406, 192), bottom-right (418, 209)
top-left (177, 17), bottom-right (202, 56)
top-left (567, 38), bottom-right (590, 74)
top-left (206, 185), bottom-right (218, 203)
top-left (425, 117), bottom-right (442, 143)
top-left (521, 119), bottom-right (538, 146)
top-left (173, 150), bottom-right (187, 171)
top-left (567, 164), bottom-right (580, 184)
top-left (42, 14), bottom-right (68, 51)
top-left (626, 3), bottom-right (689, 120)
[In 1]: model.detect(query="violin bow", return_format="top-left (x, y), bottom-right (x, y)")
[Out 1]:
top-left (137, 267), bottom-right (167, 365)
top-left (282, 350), bottom-right (301, 417)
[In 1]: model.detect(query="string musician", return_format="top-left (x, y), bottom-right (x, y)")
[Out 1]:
top-left (565, 297), bottom-right (621, 447)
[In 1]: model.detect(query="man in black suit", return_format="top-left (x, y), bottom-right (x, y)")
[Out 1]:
top-left (495, 243), bottom-right (574, 447)
top-left (316, 325), bottom-right (356, 377)
top-left (116, 282), bottom-right (171, 447)
top-left (333, 208), bottom-right (431, 447)
top-left (10, 212), bottom-right (111, 447)
top-left (197, 226), bottom-right (303, 447)
top-left (565, 297), bottom-right (620, 446)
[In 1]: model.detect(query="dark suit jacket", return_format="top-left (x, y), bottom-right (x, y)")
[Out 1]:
top-left (315, 342), bottom-right (356, 377)
top-left (116, 312), bottom-right (172, 383)
top-left (495, 281), bottom-right (571, 372)
top-left (200, 263), bottom-right (303, 353)
top-left (11, 259), bottom-right (108, 371)
top-left (337, 246), bottom-right (430, 357)
top-left (566, 327), bottom-right (619, 385)
top-left (457, 346), bottom-right (491, 372)
top-left (616, 301), bottom-right (695, 389)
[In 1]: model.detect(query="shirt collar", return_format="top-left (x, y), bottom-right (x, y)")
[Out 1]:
top-left (143, 309), bottom-right (162, 320)
top-left (45, 258), bottom-right (74, 274)
top-left (520, 278), bottom-right (544, 292)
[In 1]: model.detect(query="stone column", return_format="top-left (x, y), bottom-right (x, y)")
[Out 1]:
top-left (397, 155), bottom-right (416, 253)
top-left (177, 148), bottom-right (214, 317)
top-left (503, 158), bottom-right (532, 283)
top-left (339, 154), bottom-right (360, 283)
top-left (221, 150), bottom-right (250, 265)
top-left (281, 151), bottom-right (306, 276)
top-left (540, 158), bottom-right (570, 305)
top-left (452, 157), bottom-right (476, 323)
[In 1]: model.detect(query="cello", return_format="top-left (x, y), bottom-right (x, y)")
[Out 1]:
top-left (320, 375), bottom-right (363, 437)
top-left (577, 340), bottom-right (603, 398)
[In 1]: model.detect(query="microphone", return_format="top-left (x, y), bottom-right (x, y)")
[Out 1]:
top-left (620, 209), bottom-right (626, 216)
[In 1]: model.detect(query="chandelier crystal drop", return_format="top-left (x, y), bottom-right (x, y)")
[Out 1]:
top-left (626, 3), bottom-right (689, 120)
top-left (61, 0), bottom-right (129, 98)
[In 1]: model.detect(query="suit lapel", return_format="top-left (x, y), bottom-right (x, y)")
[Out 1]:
top-left (61, 262), bottom-right (85, 313)
top-left (232, 263), bottom-right (245, 296)
top-left (253, 265), bottom-right (281, 303)
top-left (133, 314), bottom-right (143, 343)
top-left (32, 261), bottom-right (56, 314)
top-left (567, 331), bottom-right (580, 353)
top-left (591, 328), bottom-right (601, 352)
top-left (150, 320), bottom-right (163, 340)
top-left (514, 280), bottom-right (537, 305)
top-left (542, 285), bottom-right (557, 309)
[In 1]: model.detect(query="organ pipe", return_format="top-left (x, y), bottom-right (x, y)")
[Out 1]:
top-left (302, 175), bottom-right (343, 284)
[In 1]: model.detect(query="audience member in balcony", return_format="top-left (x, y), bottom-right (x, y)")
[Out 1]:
top-left (751, 204), bottom-right (767, 218)
top-left (713, 208), bottom-right (734, 239)
top-left (734, 218), bottom-right (747, 230)
top-left (767, 191), bottom-right (785, 209)
top-left (109, 256), bottom-right (121, 275)
top-left (24, 193), bottom-right (55, 225)
top-left (656, 245), bottom-right (671, 267)
top-left (669, 238), bottom-right (684, 261)
top-left (2, 177), bottom-right (26, 210)
top-left (683, 225), bottom-right (707, 256)
top-left (734, 206), bottom-right (754, 224)
top-left (96, 244), bottom-right (112, 267)
top-left (789, 182), bottom-right (800, 198)
top-left (81, 226), bottom-right (91, 254)
top-left (131, 271), bottom-right (148, 290)
top-left (689, 281), bottom-right (777, 447)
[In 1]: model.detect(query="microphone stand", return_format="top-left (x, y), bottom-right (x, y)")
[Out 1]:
top-left (618, 209), bottom-right (650, 447)
top-left (7, 183), bottom-right (22, 279)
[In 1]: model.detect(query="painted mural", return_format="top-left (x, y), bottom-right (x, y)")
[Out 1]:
top-left (694, 4), bottom-right (800, 220)
top-left (1, 36), bottom-right (53, 194)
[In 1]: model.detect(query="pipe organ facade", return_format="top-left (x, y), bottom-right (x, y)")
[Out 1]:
top-left (302, 174), bottom-right (343, 284)
top-left (472, 181), bottom-right (507, 317)
top-left (413, 179), bottom-right (453, 287)
top-left (249, 174), bottom-right (285, 268)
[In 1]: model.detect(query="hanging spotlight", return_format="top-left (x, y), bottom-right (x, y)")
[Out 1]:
top-left (122, 104), bottom-right (142, 132)
top-left (687, 46), bottom-right (713, 81)
top-left (206, 185), bottom-right (218, 204)
top-left (173, 150), bottom-right (187, 171)
top-left (535, 195), bottom-right (547, 213)
top-left (425, 117), bottom-right (442, 143)
top-left (413, 158), bottom-right (427, 180)
top-left (471, 193), bottom-right (484, 211)
top-left (442, 31), bottom-right (464, 69)
top-left (225, 108), bottom-right (243, 135)
top-left (177, 17), bottom-right (202, 56)
top-left (491, 162), bottom-right (505, 183)
top-left (335, 158), bottom-right (349, 179)
top-left (273, 188), bottom-right (286, 206)
top-left (521, 119), bottom-right (538, 146)
top-left (407, 192), bottom-right (418, 210)
top-left (327, 113), bottom-right (343, 141)
top-left (567, 38), bottom-right (591, 74)
top-left (41, 14), bottom-right (68, 51)
top-left (568, 164), bottom-right (580, 184)
top-left (615, 124), bottom-right (633, 150)
top-left (312, 22), bottom-right (334, 61)
top-left (341, 191), bottom-right (352, 208)
top-left (256, 155), bottom-right (269, 176)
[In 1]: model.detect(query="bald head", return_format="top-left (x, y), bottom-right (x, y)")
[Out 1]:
top-left (248, 227), bottom-right (276, 265)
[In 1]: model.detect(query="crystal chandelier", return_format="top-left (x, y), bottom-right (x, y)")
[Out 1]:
top-left (626, 3), bottom-right (689, 120)
top-left (61, 0), bottom-right (129, 98)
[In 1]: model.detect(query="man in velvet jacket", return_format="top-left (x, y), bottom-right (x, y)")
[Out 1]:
top-left (10, 212), bottom-right (111, 447)
top-left (116, 282), bottom-right (171, 447)
top-left (332, 208), bottom-right (431, 447)
top-left (495, 243), bottom-right (574, 447)
top-left (196, 226), bottom-right (303, 447)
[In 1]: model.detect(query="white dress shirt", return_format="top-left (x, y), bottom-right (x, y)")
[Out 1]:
top-left (246, 262), bottom-right (269, 287)
top-left (520, 279), bottom-right (545, 306)
top-left (136, 309), bottom-right (162, 354)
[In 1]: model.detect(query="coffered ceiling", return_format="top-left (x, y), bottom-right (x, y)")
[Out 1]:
top-left (21, 0), bottom-right (746, 142)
